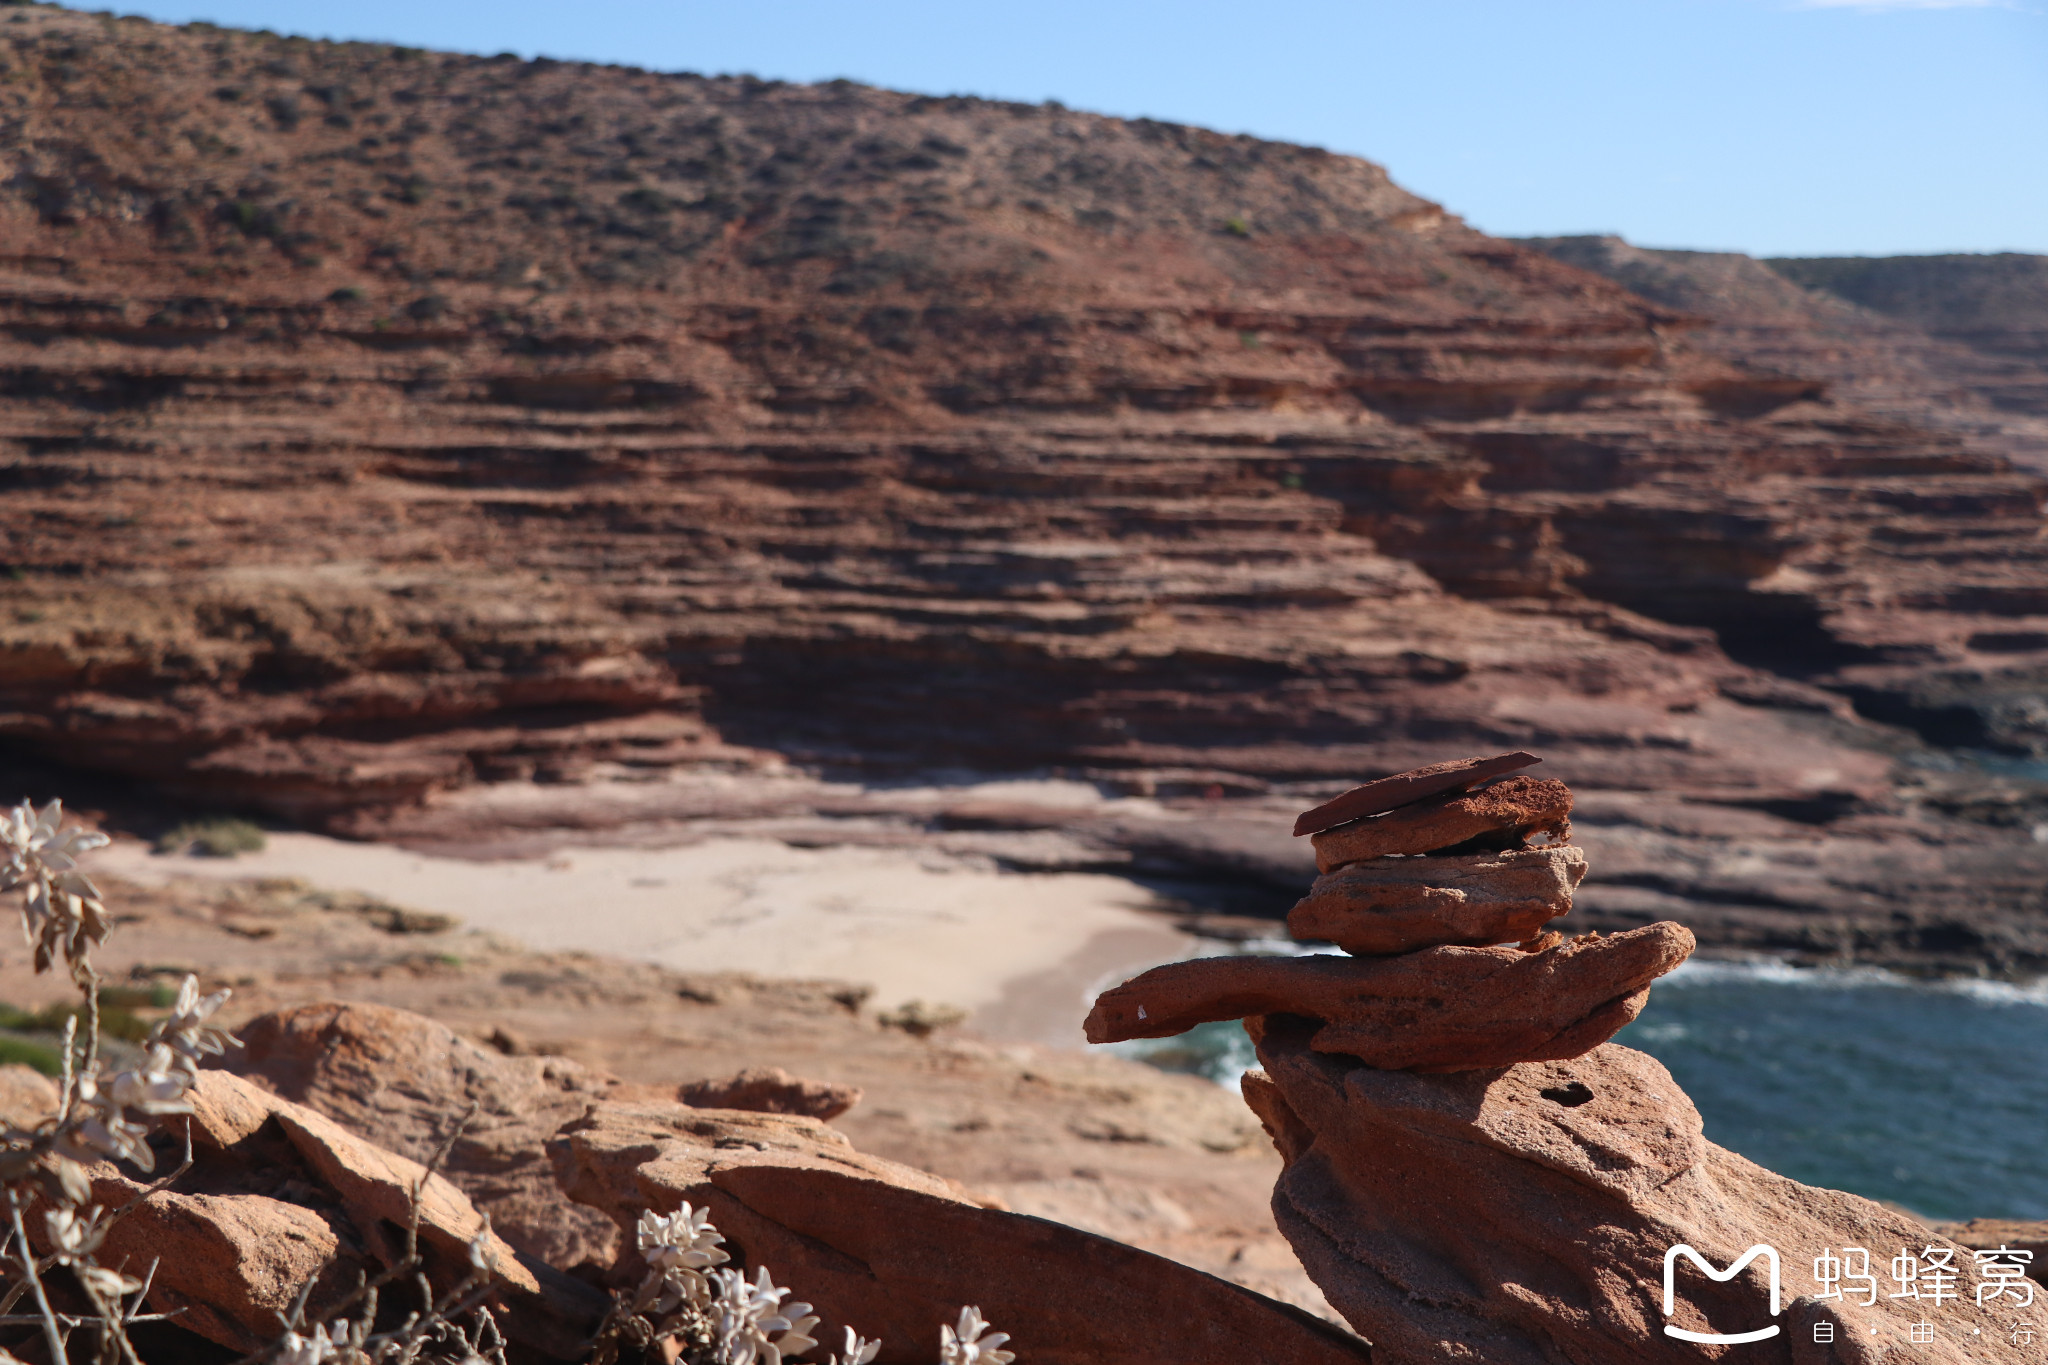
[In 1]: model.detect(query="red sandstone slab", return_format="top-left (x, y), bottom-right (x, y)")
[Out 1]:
top-left (1309, 775), bottom-right (1573, 871)
top-left (1084, 923), bottom-right (1693, 1072)
top-left (551, 1099), bottom-right (1375, 1365)
top-left (1289, 845), bottom-right (1586, 954)
top-left (1291, 752), bottom-right (1540, 837)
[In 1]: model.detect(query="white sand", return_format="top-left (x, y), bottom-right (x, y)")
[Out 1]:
top-left (96, 831), bottom-right (1194, 1046)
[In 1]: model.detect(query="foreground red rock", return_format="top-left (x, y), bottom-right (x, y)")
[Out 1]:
top-left (225, 999), bottom-right (1358, 1355)
top-left (229, 1001), bottom-right (637, 1271)
top-left (1288, 844), bottom-right (1587, 952)
top-left (1085, 922), bottom-right (1693, 1070)
top-left (228, 1002), bottom-right (874, 1270)
top-left (1243, 1023), bottom-right (2007, 1365)
top-left (1309, 774), bottom-right (1574, 871)
top-left (80, 1070), bottom-right (603, 1356)
top-left (549, 1099), bottom-right (1372, 1365)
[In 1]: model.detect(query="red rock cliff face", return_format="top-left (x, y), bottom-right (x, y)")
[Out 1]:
top-left (1769, 252), bottom-right (2048, 420)
top-left (3, 10), bottom-right (2048, 853)
top-left (1520, 235), bottom-right (2048, 753)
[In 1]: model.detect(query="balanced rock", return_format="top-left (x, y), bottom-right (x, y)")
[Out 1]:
top-left (1084, 922), bottom-right (1693, 1071)
top-left (1243, 1024), bottom-right (2001, 1365)
top-left (1292, 752), bottom-right (1539, 837)
top-left (550, 1099), bottom-right (1373, 1365)
top-left (1290, 844), bottom-right (1587, 953)
top-left (1309, 774), bottom-right (1573, 871)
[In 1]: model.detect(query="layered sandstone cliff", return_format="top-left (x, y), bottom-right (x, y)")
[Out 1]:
top-left (4, 11), bottom-right (2048, 971)
top-left (1771, 252), bottom-right (2048, 421)
top-left (1519, 237), bottom-right (2048, 447)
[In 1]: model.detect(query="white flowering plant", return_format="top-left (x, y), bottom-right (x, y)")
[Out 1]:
top-left (595, 1202), bottom-right (1016, 1365)
top-left (0, 798), bottom-right (511, 1365)
top-left (938, 1308), bottom-right (1013, 1365)
top-left (0, 801), bottom-right (1019, 1365)
top-left (0, 798), bottom-right (235, 1364)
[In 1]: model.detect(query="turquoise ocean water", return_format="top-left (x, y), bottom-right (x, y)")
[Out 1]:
top-left (1114, 957), bottom-right (2048, 1222)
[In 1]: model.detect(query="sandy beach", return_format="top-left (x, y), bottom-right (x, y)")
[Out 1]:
top-left (97, 825), bottom-right (1198, 1049)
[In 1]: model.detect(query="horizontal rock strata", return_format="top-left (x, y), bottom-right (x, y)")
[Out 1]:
top-left (1244, 1024), bottom-right (2002, 1365)
top-left (1310, 774), bottom-right (1574, 871)
top-left (1289, 844), bottom-right (1588, 952)
top-left (3, 8), bottom-right (2048, 880)
top-left (1084, 922), bottom-right (1693, 1070)
top-left (1519, 235), bottom-right (2048, 472)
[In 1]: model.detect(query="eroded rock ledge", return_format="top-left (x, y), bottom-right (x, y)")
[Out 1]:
top-left (1244, 1032), bottom-right (2002, 1364)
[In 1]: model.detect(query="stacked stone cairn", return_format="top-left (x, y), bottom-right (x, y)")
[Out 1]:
top-left (1085, 752), bottom-right (1695, 1071)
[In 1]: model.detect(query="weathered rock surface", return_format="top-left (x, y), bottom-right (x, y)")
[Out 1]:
top-left (1310, 774), bottom-right (1573, 870)
top-left (678, 1065), bottom-right (862, 1120)
top-left (1767, 254), bottom-right (2048, 423)
top-left (1085, 921), bottom-right (1692, 1069)
top-left (228, 1001), bottom-right (636, 1271)
top-left (224, 998), bottom-right (1363, 1358)
top-left (0, 1063), bottom-right (58, 1127)
top-left (79, 1069), bottom-right (603, 1356)
top-left (549, 1098), bottom-right (1372, 1365)
top-left (1942, 1219), bottom-right (2048, 1284)
top-left (226, 1001), bottom-right (879, 1272)
top-left (1289, 844), bottom-right (1587, 952)
top-left (1243, 1024), bottom-right (2009, 1364)
top-left (3, 8), bottom-right (2048, 939)
top-left (1291, 753), bottom-right (1540, 837)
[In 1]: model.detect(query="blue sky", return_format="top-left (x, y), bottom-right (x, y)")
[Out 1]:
top-left (102, 0), bottom-right (2048, 257)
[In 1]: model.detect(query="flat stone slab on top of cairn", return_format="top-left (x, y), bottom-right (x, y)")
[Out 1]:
top-left (1308, 772), bottom-right (1573, 872)
top-left (1084, 752), bottom-right (1693, 1073)
top-left (1290, 750), bottom-right (1538, 837)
